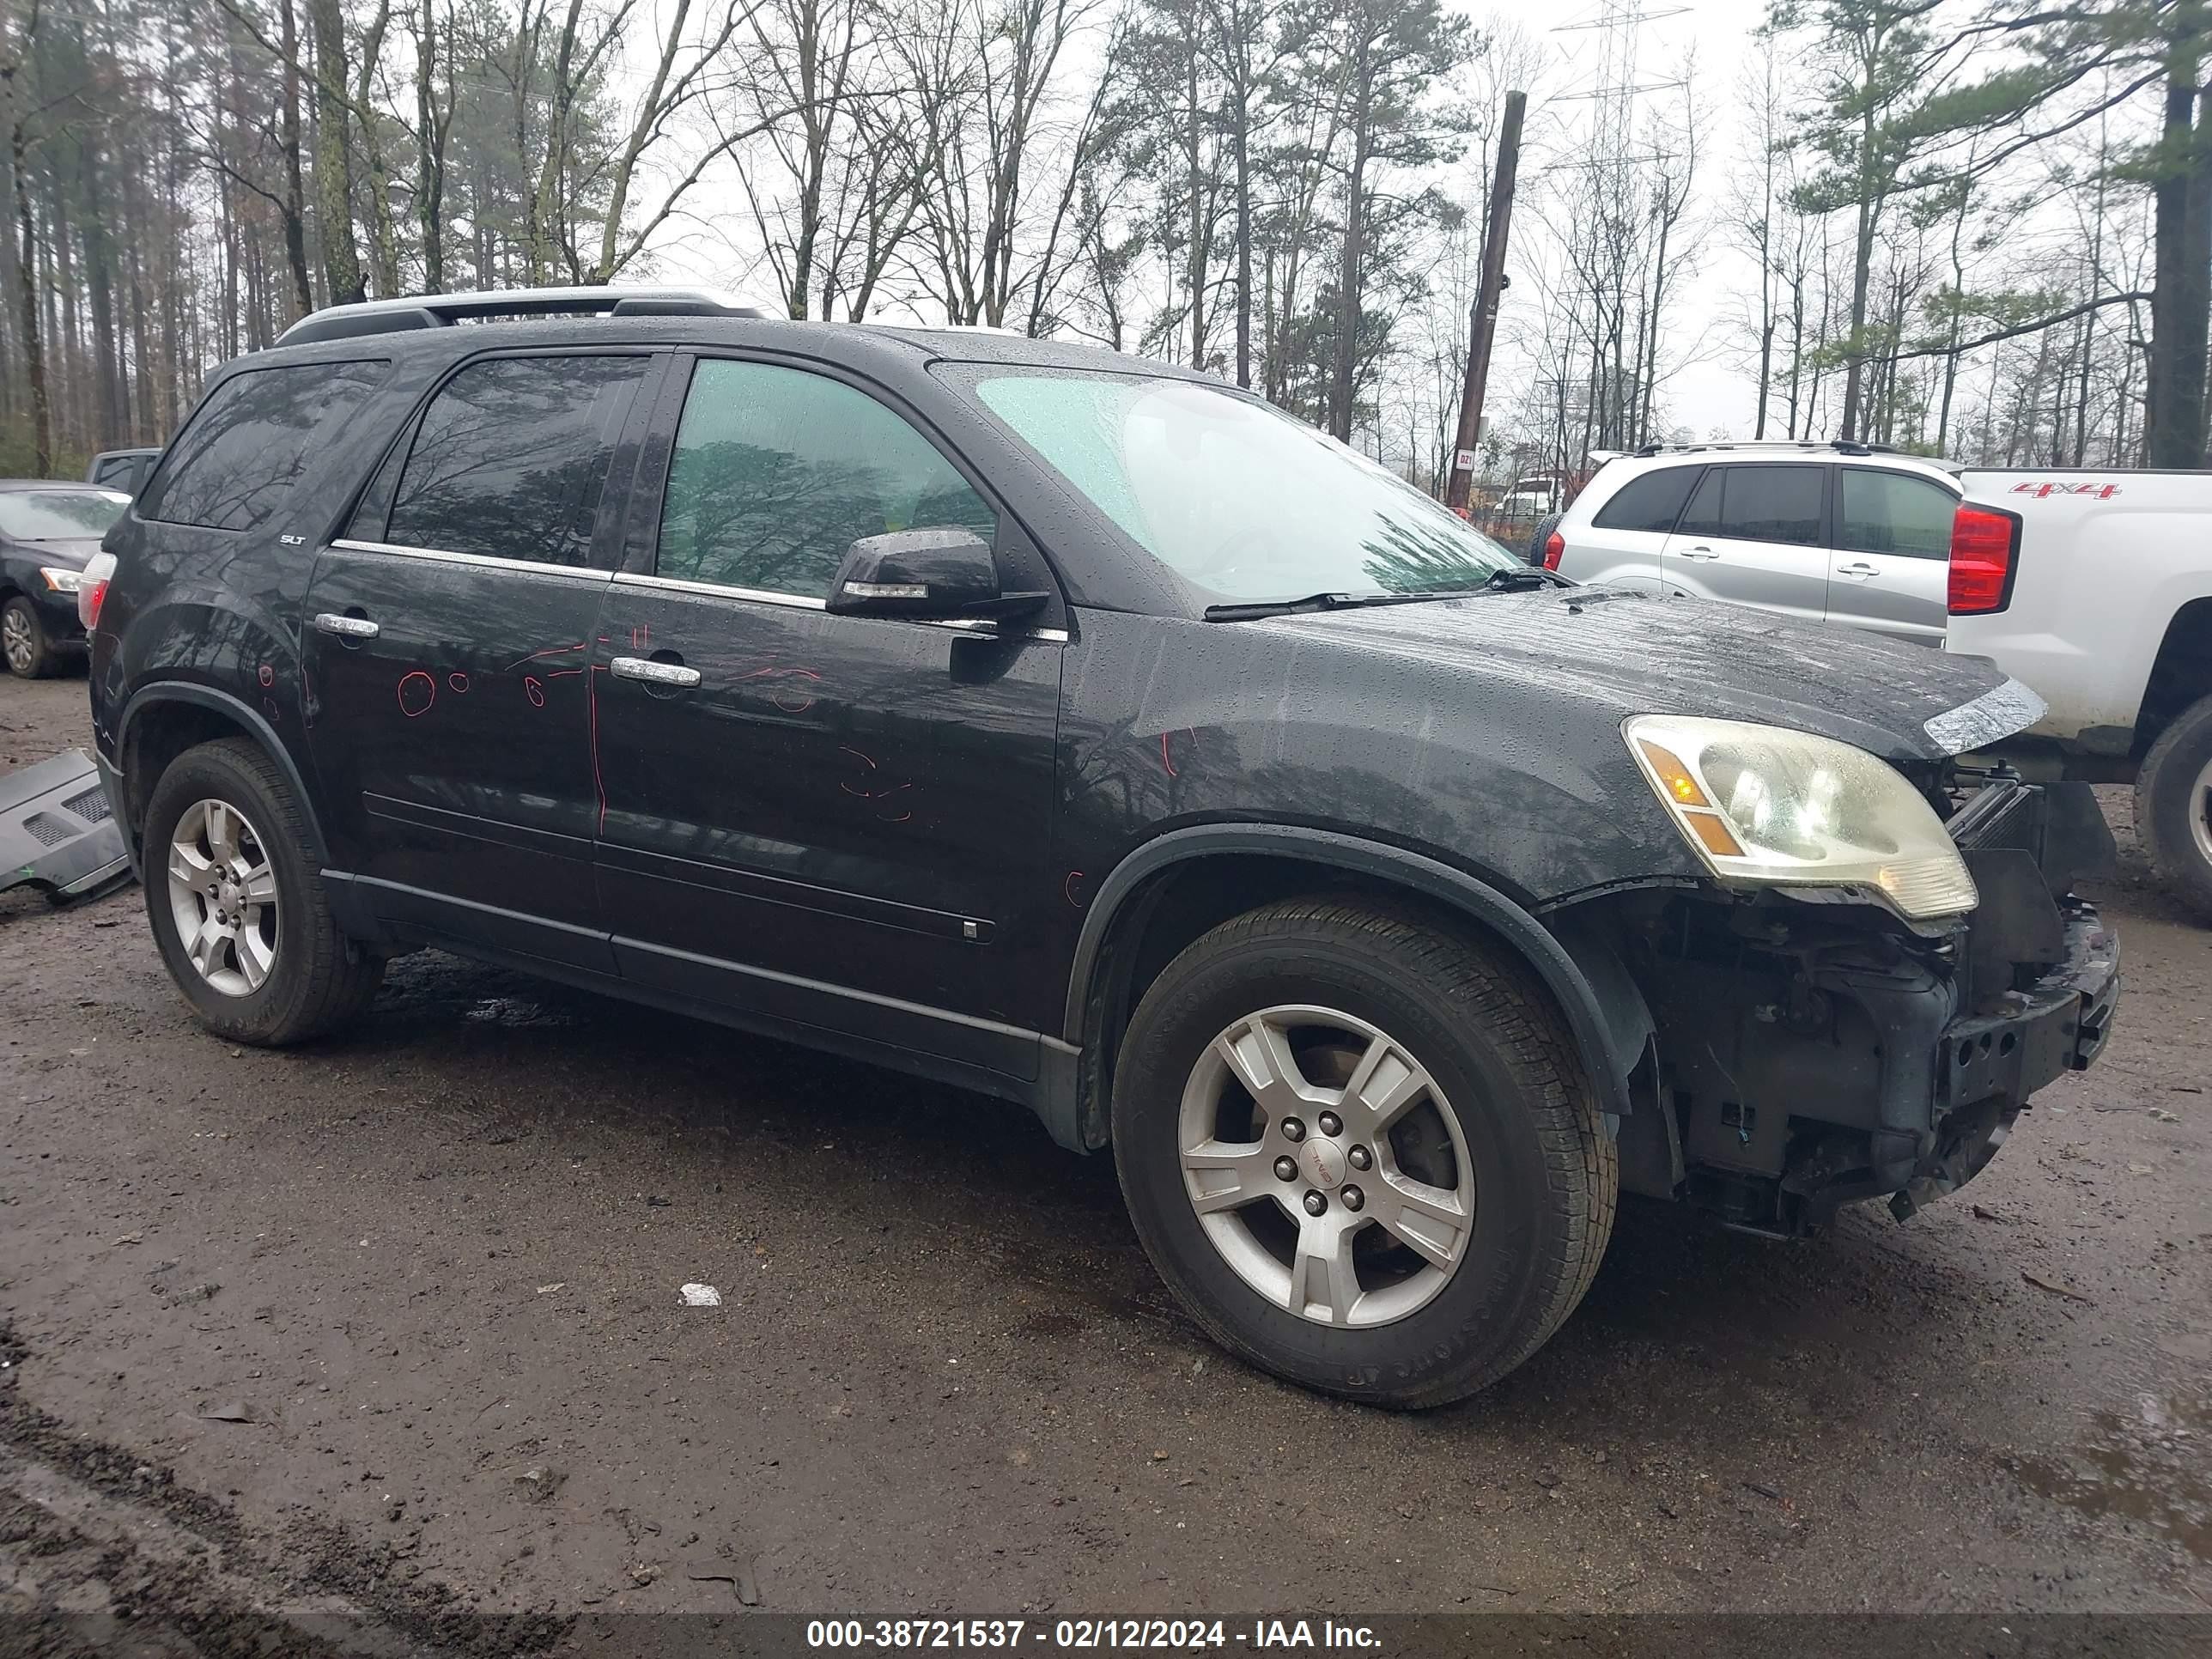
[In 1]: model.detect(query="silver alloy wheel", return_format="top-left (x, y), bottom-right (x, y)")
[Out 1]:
top-left (165, 799), bottom-right (280, 997)
top-left (1179, 1005), bottom-right (1476, 1328)
top-left (2192, 757), bottom-right (2212, 871)
top-left (1, 604), bottom-right (33, 674)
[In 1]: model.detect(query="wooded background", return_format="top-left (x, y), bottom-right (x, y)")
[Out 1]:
top-left (0, 0), bottom-right (2202, 490)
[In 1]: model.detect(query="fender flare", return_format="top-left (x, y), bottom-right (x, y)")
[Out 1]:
top-left (117, 682), bottom-right (335, 872)
top-left (1061, 823), bottom-right (1639, 1121)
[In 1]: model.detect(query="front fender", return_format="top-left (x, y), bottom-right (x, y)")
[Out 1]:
top-left (1063, 823), bottom-right (1650, 1125)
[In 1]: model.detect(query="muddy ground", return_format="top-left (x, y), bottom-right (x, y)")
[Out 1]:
top-left (1, 668), bottom-right (2207, 1651)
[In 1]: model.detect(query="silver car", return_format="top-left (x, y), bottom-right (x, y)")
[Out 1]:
top-left (1542, 443), bottom-right (1962, 647)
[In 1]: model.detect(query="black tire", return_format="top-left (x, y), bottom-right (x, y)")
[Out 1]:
top-left (143, 737), bottom-right (383, 1044)
top-left (2136, 692), bottom-right (2212, 925)
top-left (1112, 897), bottom-right (1617, 1408)
top-left (1525, 512), bottom-right (1563, 566)
top-left (2, 594), bottom-right (55, 678)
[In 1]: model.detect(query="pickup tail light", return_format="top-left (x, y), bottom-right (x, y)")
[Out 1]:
top-left (1948, 505), bottom-right (2019, 615)
top-left (1541, 530), bottom-right (1565, 571)
top-left (77, 551), bottom-right (116, 633)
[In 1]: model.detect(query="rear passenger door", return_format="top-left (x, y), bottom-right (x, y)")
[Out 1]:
top-left (1660, 462), bottom-right (1830, 626)
top-left (301, 350), bottom-right (658, 969)
top-left (1568, 464), bottom-right (1700, 592)
top-left (1827, 467), bottom-right (1954, 646)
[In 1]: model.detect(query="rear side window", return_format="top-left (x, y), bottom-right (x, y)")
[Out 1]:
top-left (385, 355), bottom-right (648, 567)
top-left (657, 359), bottom-right (995, 599)
top-left (1838, 470), bottom-right (1954, 558)
top-left (147, 362), bottom-right (386, 531)
top-left (1592, 466), bottom-right (1698, 533)
top-left (1678, 465), bottom-right (1822, 547)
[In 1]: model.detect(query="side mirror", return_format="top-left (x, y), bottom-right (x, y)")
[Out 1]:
top-left (826, 527), bottom-right (1048, 623)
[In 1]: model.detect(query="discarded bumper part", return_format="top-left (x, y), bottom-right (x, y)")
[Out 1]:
top-left (0, 748), bottom-right (135, 904)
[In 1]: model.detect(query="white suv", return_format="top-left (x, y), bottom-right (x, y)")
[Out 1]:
top-left (1542, 443), bottom-right (1963, 647)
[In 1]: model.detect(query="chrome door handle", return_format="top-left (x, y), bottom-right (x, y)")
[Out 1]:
top-left (1677, 546), bottom-right (1719, 561)
top-left (313, 611), bottom-right (380, 639)
top-left (610, 655), bottom-right (702, 688)
top-left (1834, 562), bottom-right (1878, 580)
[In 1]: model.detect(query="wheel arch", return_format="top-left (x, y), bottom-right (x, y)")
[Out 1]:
top-left (2135, 597), bottom-right (2212, 757)
top-left (118, 684), bottom-right (332, 872)
top-left (1060, 824), bottom-right (1647, 1152)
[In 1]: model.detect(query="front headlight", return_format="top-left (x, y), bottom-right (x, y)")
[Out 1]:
top-left (39, 567), bottom-right (88, 593)
top-left (1624, 714), bottom-right (1977, 920)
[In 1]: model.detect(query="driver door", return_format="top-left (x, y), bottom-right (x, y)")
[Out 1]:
top-left (590, 355), bottom-right (1068, 1080)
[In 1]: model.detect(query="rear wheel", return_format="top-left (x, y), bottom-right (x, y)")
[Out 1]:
top-left (143, 738), bottom-right (382, 1044)
top-left (1112, 897), bottom-right (1616, 1408)
top-left (2136, 693), bottom-right (2212, 924)
top-left (2, 595), bottom-right (54, 678)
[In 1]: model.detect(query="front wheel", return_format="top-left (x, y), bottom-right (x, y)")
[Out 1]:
top-left (143, 737), bottom-right (383, 1044)
top-left (2136, 692), bottom-right (2212, 925)
top-left (1112, 898), bottom-right (1617, 1408)
top-left (2, 595), bottom-right (55, 678)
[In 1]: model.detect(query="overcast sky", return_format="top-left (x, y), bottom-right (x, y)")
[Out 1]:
top-left (646, 0), bottom-right (1784, 435)
top-left (1509, 0), bottom-right (1776, 437)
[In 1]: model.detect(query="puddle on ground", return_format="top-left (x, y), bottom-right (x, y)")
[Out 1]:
top-left (2014, 1383), bottom-right (2211, 1562)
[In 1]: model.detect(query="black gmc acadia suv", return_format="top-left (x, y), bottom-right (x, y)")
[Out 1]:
top-left (82, 287), bottom-right (2121, 1407)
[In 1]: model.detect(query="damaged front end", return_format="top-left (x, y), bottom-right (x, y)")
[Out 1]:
top-left (1565, 769), bottom-right (2119, 1237)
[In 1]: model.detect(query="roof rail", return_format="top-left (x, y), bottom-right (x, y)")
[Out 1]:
top-left (1627, 438), bottom-right (1928, 460)
top-left (276, 286), bottom-right (769, 347)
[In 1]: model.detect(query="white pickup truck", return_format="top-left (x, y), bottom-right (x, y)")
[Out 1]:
top-left (1946, 470), bottom-right (2212, 921)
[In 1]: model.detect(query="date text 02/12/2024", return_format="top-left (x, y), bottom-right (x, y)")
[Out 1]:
top-left (805, 1620), bottom-right (1382, 1650)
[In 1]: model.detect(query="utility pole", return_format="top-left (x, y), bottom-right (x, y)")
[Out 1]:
top-left (1445, 89), bottom-right (1525, 516)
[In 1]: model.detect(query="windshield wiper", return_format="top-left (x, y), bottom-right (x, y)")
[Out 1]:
top-left (1480, 565), bottom-right (1575, 592)
top-left (1202, 590), bottom-right (1471, 623)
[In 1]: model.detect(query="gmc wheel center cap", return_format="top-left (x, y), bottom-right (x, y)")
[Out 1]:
top-left (1300, 1139), bottom-right (1346, 1190)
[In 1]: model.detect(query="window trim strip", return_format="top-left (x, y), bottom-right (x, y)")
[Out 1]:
top-left (617, 571), bottom-right (829, 609)
top-left (611, 571), bottom-right (1070, 641)
top-left (326, 538), bottom-right (612, 580)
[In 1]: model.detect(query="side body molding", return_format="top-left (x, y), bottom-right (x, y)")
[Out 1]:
top-left (1061, 824), bottom-right (1643, 1127)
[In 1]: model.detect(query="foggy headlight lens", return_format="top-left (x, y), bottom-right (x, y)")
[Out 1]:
top-left (39, 567), bottom-right (87, 593)
top-left (1624, 714), bottom-right (1977, 920)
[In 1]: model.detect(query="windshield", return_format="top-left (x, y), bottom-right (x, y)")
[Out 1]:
top-left (970, 373), bottom-right (1521, 601)
top-left (0, 489), bottom-right (129, 540)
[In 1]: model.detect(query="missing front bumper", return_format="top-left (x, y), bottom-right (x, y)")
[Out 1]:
top-left (1886, 902), bottom-right (2118, 1221)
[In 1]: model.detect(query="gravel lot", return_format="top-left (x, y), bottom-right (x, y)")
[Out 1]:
top-left (1, 667), bottom-right (2206, 1649)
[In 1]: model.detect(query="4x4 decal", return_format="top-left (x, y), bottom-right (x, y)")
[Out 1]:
top-left (2009, 481), bottom-right (2120, 499)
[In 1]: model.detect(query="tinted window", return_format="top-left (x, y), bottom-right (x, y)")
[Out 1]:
top-left (1675, 469), bottom-right (1720, 538)
top-left (344, 435), bottom-right (408, 544)
top-left (1592, 466), bottom-right (1699, 533)
top-left (148, 362), bottom-right (386, 531)
top-left (659, 360), bottom-right (995, 599)
top-left (1838, 470), bottom-right (1954, 558)
top-left (386, 356), bottom-right (647, 567)
top-left (1678, 465), bottom-right (1822, 547)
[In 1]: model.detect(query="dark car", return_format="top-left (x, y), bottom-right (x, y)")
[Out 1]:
top-left (0, 480), bottom-right (131, 677)
top-left (87, 447), bottom-right (163, 496)
top-left (82, 288), bottom-right (2120, 1407)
